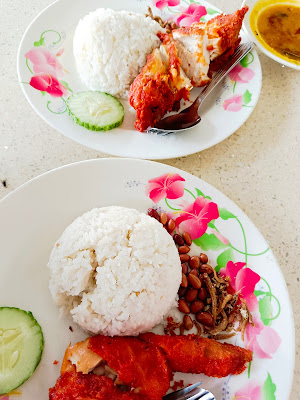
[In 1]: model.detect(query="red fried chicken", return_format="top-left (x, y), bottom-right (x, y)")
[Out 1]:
top-left (128, 39), bottom-right (192, 132)
top-left (140, 333), bottom-right (253, 378)
top-left (206, 7), bottom-right (249, 62)
top-left (49, 334), bottom-right (252, 400)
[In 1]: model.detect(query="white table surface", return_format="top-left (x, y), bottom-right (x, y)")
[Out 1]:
top-left (0, 0), bottom-right (299, 397)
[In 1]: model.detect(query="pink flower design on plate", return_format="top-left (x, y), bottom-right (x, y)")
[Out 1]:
top-left (245, 315), bottom-right (281, 359)
top-left (153, 0), bottom-right (180, 10)
top-left (220, 261), bottom-right (260, 311)
top-left (29, 74), bottom-right (67, 97)
top-left (25, 48), bottom-right (64, 77)
top-left (175, 197), bottom-right (219, 240)
top-left (234, 382), bottom-right (262, 400)
top-left (146, 173), bottom-right (185, 203)
top-left (229, 63), bottom-right (255, 83)
top-left (223, 94), bottom-right (243, 112)
top-left (176, 4), bottom-right (207, 27)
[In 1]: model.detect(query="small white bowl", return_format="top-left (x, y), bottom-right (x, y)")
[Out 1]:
top-left (242, 0), bottom-right (300, 70)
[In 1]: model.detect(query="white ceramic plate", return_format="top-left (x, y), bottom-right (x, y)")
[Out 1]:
top-left (242, 0), bottom-right (300, 70)
top-left (17, 0), bottom-right (262, 159)
top-left (0, 159), bottom-right (294, 399)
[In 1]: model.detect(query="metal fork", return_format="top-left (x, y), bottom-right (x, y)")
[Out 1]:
top-left (147, 41), bottom-right (255, 136)
top-left (163, 382), bottom-right (215, 400)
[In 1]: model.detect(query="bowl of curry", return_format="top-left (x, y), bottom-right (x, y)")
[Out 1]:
top-left (242, 0), bottom-right (300, 69)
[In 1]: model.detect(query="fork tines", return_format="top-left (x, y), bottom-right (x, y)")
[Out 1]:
top-left (147, 127), bottom-right (174, 136)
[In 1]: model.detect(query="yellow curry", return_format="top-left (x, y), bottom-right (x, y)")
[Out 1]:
top-left (250, 0), bottom-right (300, 64)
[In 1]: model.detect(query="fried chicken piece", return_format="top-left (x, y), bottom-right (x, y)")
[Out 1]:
top-left (50, 333), bottom-right (252, 399)
top-left (128, 38), bottom-right (191, 132)
top-left (140, 333), bottom-right (253, 378)
top-left (161, 7), bottom-right (248, 87)
top-left (49, 371), bottom-right (145, 400)
top-left (88, 336), bottom-right (171, 400)
top-left (172, 25), bottom-right (211, 87)
top-left (206, 6), bottom-right (249, 61)
top-left (61, 340), bottom-right (103, 375)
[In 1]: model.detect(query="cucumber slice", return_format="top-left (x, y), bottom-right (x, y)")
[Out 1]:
top-left (0, 307), bottom-right (44, 395)
top-left (67, 91), bottom-right (125, 131)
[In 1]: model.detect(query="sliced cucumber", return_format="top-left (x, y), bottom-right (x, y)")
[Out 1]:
top-left (0, 307), bottom-right (44, 395)
top-left (67, 91), bottom-right (125, 131)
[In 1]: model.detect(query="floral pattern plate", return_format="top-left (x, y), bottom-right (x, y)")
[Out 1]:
top-left (17, 0), bottom-right (262, 160)
top-left (0, 159), bottom-right (294, 400)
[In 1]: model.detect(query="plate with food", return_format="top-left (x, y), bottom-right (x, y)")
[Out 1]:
top-left (243, 0), bottom-right (300, 70)
top-left (0, 158), bottom-right (294, 399)
top-left (17, 0), bottom-right (262, 159)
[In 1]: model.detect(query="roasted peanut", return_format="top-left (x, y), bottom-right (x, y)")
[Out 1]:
top-left (190, 300), bottom-right (205, 314)
top-left (178, 299), bottom-right (190, 314)
top-left (188, 274), bottom-right (202, 289)
top-left (173, 234), bottom-right (184, 246)
top-left (199, 253), bottom-right (208, 264)
top-left (181, 263), bottom-right (188, 274)
top-left (185, 288), bottom-right (198, 302)
top-left (167, 219), bottom-right (176, 232)
top-left (198, 287), bottom-right (207, 300)
top-left (178, 286), bottom-right (187, 298)
top-left (182, 232), bottom-right (192, 246)
top-left (199, 264), bottom-right (214, 274)
top-left (189, 256), bottom-right (200, 269)
top-left (160, 212), bottom-right (168, 225)
top-left (189, 269), bottom-right (199, 277)
top-left (181, 273), bottom-right (188, 288)
top-left (178, 245), bottom-right (190, 254)
top-left (183, 315), bottom-right (194, 330)
top-left (148, 208), bottom-right (160, 221)
top-left (196, 311), bottom-right (214, 327)
top-left (180, 254), bottom-right (190, 262)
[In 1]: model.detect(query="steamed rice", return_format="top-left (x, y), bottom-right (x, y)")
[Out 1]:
top-left (73, 9), bottom-right (163, 98)
top-left (48, 206), bottom-right (181, 336)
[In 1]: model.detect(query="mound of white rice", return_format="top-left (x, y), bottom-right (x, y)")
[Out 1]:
top-left (48, 206), bottom-right (181, 336)
top-left (73, 9), bottom-right (162, 98)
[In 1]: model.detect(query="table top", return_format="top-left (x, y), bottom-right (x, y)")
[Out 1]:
top-left (0, 0), bottom-right (299, 397)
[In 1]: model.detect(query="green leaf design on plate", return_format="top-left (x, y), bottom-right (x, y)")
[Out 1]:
top-left (259, 295), bottom-right (273, 326)
top-left (240, 52), bottom-right (255, 68)
top-left (60, 80), bottom-right (73, 93)
top-left (243, 89), bottom-right (252, 105)
top-left (34, 37), bottom-right (45, 47)
top-left (41, 91), bottom-right (46, 96)
top-left (215, 248), bottom-right (234, 272)
top-left (206, 8), bottom-right (220, 15)
top-left (262, 373), bottom-right (276, 400)
top-left (218, 208), bottom-right (236, 220)
top-left (195, 188), bottom-right (212, 200)
top-left (254, 290), bottom-right (266, 297)
top-left (196, 188), bottom-right (205, 197)
top-left (207, 220), bottom-right (216, 229)
top-left (194, 233), bottom-right (228, 251)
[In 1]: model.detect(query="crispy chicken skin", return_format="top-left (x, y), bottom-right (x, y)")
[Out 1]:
top-left (128, 39), bottom-right (191, 132)
top-left (140, 333), bottom-right (253, 378)
top-left (49, 372), bottom-right (145, 400)
top-left (206, 6), bottom-right (249, 61)
top-left (50, 334), bottom-right (252, 400)
top-left (88, 336), bottom-right (171, 400)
